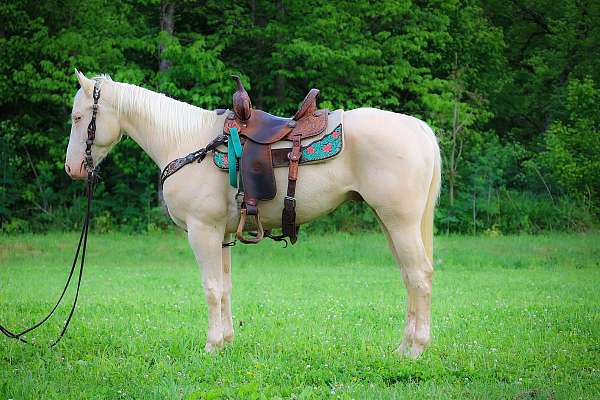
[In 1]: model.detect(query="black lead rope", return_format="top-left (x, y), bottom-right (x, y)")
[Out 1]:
top-left (0, 176), bottom-right (96, 347)
top-left (1, 80), bottom-right (101, 348)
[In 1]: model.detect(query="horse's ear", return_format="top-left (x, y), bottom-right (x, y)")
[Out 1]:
top-left (74, 68), bottom-right (94, 97)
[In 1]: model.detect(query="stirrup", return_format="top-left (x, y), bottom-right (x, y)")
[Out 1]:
top-left (236, 208), bottom-right (264, 244)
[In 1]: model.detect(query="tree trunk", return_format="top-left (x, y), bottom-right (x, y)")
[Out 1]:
top-left (159, 3), bottom-right (175, 91)
top-left (448, 54), bottom-right (463, 208)
top-left (448, 89), bottom-right (462, 207)
top-left (275, 0), bottom-right (286, 106)
top-left (250, 0), bottom-right (256, 23)
top-left (446, 54), bottom-right (465, 233)
top-left (157, 2), bottom-right (175, 211)
top-left (472, 191), bottom-right (477, 235)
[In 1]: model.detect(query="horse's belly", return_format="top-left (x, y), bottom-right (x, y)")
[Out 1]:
top-left (224, 151), bottom-right (356, 232)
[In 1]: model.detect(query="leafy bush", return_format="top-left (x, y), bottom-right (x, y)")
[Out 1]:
top-left (493, 191), bottom-right (594, 233)
top-left (529, 78), bottom-right (600, 213)
top-left (304, 202), bottom-right (378, 234)
top-left (1, 0), bottom-right (598, 235)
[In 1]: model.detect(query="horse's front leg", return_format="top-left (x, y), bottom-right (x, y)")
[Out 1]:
top-left (187, 220), bottom-right (226, 352)
top-left (221, 234), bottom-right (234, 343)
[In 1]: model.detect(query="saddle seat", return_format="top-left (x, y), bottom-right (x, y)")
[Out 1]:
top-left (237, 110), bottom-right (291, 144)
top-left (223, 76), bottom-right (329, 245)
top-left (225, 86), bottom-right (327, 144)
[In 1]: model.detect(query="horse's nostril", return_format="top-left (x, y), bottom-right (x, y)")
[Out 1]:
top-left (65, 164), bottom-right (71, 174)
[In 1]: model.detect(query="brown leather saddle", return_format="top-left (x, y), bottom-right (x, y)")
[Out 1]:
top-left (223, 76), bottom-right (328, 244)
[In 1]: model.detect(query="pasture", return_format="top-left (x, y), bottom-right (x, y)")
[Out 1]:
top-left (1, 231), bottom-right (599, 399)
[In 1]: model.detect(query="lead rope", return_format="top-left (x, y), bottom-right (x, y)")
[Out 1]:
top-left (0, 175), bottom-right (96, 347)
top-left (0, 81), bottom-right (101, 348)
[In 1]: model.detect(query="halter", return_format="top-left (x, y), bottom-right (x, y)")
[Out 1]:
top-left (0, 80), bottom-right (101, 347)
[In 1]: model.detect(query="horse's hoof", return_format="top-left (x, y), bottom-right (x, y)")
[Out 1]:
top-left (395, 341), bottom-right (426, 359)
top-left (204, 340), bottom-right (224, 353)
top-left (223, 332), bottom-right (234, 343)
top-left (395, 337), bottom-right (412, 356)
top-left (394, 345), bottom-right (411, 358)
top-left (408, 344), bottom-right (426, 359)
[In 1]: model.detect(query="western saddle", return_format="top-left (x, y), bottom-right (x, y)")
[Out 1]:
top-left (223, 76), bottom-right (328, 245)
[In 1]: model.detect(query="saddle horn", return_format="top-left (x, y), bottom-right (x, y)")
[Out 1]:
top-left (231, 75), bottom-right (252, 121)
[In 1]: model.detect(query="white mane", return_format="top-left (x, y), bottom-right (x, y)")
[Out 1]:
top-left (96, 76), bottom-right (219, 149)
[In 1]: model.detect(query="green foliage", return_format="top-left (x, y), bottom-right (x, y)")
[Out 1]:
top-left (497, 191), bottom-right (595, 233)
top-left (1, 232), bottom-right (599, 398)
top-left (483, 0), bottom-right (600, 141)
top-left (156, 33), bottom-right (233, 107)
top-left (304, 202), bottom-right (377, 234)
top-left (0, 0), bottom-right (598, 233)
top-left (530, 78), bottom-right (600, 210)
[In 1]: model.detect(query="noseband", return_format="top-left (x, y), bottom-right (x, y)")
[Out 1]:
top-left (0, 80), bottom-right (101, 347)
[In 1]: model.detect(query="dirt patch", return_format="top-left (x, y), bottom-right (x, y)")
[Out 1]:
top-left (0, 242), bottom-right (42, 263)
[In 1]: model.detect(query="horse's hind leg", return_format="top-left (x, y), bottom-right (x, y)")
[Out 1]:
top-left (342, 108), bottom-right (438, 357)
top-left (375, 214), bottom-right (418, 354)
top-left (376, 211), bottom-right (433, 358)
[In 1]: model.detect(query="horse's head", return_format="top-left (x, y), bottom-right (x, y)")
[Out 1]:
top-left (65, 70), bottom-right (122, 180)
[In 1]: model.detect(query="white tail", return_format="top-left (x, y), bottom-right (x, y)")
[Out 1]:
top-left (419, 122), bottom-right (441, 265)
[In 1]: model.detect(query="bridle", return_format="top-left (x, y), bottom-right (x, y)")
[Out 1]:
top-left (0, 80), bottom-right (101, 347)
top-left (84, 81), bottom-right (101, 178)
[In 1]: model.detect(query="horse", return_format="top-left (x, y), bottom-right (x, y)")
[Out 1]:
top-left (65, 70), bottom-right (441, 359)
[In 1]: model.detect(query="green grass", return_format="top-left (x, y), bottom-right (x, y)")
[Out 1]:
top-left (1, 231), bottom-right (599, 399)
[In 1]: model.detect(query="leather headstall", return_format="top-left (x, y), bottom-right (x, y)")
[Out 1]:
top-left (84, 80), bottom-right (101, 181)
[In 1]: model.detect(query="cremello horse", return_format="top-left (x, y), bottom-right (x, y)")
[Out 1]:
top-left (65, 71), bottom-right (441, 358)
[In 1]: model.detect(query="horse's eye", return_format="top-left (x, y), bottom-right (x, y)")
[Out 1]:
top-left (73, 115), bottom-right (82, 123)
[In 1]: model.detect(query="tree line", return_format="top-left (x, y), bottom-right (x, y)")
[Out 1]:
top-left (1, 0), bottom-right (598, 234)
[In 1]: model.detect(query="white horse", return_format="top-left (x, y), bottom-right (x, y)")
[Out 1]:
top-left (65, 71), bottom-right (441, 358)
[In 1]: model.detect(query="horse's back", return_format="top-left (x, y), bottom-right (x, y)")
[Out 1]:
top-left (343, 108), bottom-right (437, 158)
top-left (221, 107), bottom-right (440, 231)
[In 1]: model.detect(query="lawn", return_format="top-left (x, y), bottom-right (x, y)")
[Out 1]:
top-left (1, 231), bottom-right (599, 399)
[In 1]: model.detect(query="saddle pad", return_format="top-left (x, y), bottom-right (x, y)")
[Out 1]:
top-left (213, 109), bottom-right (344, 170)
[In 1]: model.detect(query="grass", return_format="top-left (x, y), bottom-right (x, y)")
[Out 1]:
top-left (1, 231), bottom-right (599, 399)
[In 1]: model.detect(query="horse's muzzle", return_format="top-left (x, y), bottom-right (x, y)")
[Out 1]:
top-left (65, 161), bottom-right (87, 180)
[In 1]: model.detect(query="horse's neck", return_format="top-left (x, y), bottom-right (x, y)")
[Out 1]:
top-left (109, 81), bottom-right (220, 169)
